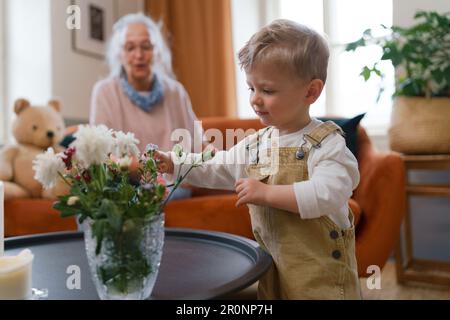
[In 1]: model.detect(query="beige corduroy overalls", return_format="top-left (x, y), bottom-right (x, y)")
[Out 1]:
top-left (245, 121), bottom-right (361, 300)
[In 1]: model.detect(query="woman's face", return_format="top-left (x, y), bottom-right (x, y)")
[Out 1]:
top-left (121, 23), bottom-right (154, 84)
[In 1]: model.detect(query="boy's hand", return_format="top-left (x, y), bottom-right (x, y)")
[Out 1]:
top-left (235, 178), bottom-right (268, 207)
top-left (155, 151), bottom-right (174, 174)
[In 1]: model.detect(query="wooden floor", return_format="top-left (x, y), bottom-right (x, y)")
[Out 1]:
top-left (360, 261), bottom-right (450, 300)
top-left (225, 261), bottom-right (450, 300)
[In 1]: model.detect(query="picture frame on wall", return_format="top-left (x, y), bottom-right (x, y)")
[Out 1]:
top-left (71, 0), bottom-right (118, 59)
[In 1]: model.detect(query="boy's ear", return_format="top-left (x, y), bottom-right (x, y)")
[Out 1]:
top-left (305, 79), bottom-right (324, 104)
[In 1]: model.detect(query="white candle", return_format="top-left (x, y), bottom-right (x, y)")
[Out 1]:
top-left (0, 249), bottom-right (34, 299)
top-left (0, 181), bottom-right (3, 257)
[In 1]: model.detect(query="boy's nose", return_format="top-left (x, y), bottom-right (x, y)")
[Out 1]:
top-left (250, 94), bottom-right (263, 107)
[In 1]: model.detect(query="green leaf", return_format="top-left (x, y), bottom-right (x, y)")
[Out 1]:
top-left (155, 184), bottom-right (166, 198)
top-left (414, 11), bottom-right (428, 20)
top-left (444, 66), bottom-right (450, 84)
top-left (398, 78), bottom-right (423, 96)
top-left (98, 199), bottom-right (123, 232)
top-left (381, 43), bottom-right (403, 66)
top-left (53, 201), bottom-right (80, 217)
top-left (363, 29), bottom-right (372, 37)
top-left (91, 219), bottom-right (106, 255)
top-left (345, 37), bottom-right (366, 51)
top-left (360, 66), bottom-right (372, 81)
top-left (431, 69), bottom-right (444, 83)
top-left (373, 68), bottom-right (382, 77)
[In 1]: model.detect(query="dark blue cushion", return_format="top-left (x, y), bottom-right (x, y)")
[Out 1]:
top-left (318, 113), bottom-right (365, 157)
top-left (60, 134), bottom-right (76, 148)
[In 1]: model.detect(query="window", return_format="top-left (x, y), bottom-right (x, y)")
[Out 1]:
top-left (232, 0), bottom-right (394, 134)
top-left (0, 0), bottom-right (5, 144)
top-left (321, 0), bottom-right (394, 134)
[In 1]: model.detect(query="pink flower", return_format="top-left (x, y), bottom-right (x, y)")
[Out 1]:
top-left (156, 174), bottom-right (166, 185)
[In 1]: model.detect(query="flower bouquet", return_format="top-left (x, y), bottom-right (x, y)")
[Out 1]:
top-left (33, 125), bottom-right (214, 300)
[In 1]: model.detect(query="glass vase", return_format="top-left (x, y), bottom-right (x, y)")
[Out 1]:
top-left (83, 213), bottom-right (165, 300)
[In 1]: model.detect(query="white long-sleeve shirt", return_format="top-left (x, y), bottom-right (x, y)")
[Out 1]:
top-left (166, 118), bottom-right (360, 229)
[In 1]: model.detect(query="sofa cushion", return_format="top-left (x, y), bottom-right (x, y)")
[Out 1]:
top-left (318, 113), bottom-right (365, 158)
top-left (165, 194), bottom-right (254, 239)
top-left (5, 199), bottom-right (78, 237)
top-left (348, 198), bottom-right (362, 228)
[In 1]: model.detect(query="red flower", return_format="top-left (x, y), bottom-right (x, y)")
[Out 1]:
top-left (82, 171), bottom-right (92, 183)
top-left (62, 147), bottom-right (76, 170)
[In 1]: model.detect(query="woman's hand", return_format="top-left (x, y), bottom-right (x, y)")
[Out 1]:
top-left (155, 151), bottom-right (175, 174)
top-left (235, 178), bottom-right (269, 207)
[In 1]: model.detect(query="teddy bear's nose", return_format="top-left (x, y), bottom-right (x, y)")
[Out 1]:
top-left (47, 130), bottom-right (55, 138)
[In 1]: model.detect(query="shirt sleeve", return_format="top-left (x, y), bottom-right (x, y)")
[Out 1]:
top-left (89, 81), bottom-right (116, 128)
top-left (294, 132), bottom-right (360, 219)
top-left (163, 137), bottom-right (249, 190)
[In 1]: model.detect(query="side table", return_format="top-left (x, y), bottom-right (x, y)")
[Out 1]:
top-left (395, 154), bottom-right (450, 286)
top-left (5, 228), bottom-right (272, 299)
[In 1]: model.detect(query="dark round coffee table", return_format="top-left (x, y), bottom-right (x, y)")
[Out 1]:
top-left (5, 228), bottom-right (272, 300)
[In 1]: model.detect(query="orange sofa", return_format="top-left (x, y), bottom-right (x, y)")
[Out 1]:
top-left (4, 117), bottom-right (406, 277)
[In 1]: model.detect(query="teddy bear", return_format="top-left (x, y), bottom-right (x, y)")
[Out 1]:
top-left (0, 98), bottom-right (68, 200)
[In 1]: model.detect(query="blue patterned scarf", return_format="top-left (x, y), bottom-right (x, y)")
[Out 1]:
top-left (120, 72), bottom-right (164, 112)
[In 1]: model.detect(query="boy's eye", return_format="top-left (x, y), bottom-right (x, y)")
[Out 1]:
top-left (263, 89), bottom-right (274, 94)
top-left (248, 87), bottom-right (254, 92)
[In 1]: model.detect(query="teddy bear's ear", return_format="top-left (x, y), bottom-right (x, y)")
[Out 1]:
top-left (48, 99), bottom-right (61, 112)
top-left (14, 99), bottom-right (31, 115)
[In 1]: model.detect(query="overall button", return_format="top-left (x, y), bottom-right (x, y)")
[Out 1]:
top-left (332, 250), bottom-right (341, 260)
top-left (330, 230), bottom-right (339, 239)
top-left (295, 150), bottom-right (305, 160)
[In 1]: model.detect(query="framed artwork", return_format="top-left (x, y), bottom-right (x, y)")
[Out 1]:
top-left (71, 0), bottom-right (118, 59)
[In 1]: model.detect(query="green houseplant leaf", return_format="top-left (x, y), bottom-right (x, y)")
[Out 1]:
top-left (345, 10), bottom-right (450, 98)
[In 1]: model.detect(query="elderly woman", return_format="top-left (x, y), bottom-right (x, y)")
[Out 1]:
top-left (90, 13), bottom-right (201, 153)
top-left (90, 13), bottom-right (200, 199)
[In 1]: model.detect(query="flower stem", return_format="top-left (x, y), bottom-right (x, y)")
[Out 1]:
top-left (161, 164), bottom-right (197, 208)
top-left (58, 171), bottom-right (72, 187)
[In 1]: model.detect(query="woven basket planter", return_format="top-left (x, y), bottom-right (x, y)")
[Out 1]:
top-left (388, 97), bottom-right (450, 154)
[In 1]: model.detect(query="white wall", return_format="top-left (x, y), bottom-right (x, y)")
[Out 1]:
top-left (394, 0), bottom-right (450, 26)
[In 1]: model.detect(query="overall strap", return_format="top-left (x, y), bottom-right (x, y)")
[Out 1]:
top-left (303, 121), bottom-right (344, 149)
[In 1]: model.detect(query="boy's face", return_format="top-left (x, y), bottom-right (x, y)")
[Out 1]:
top-left (246, 62), bottom-right (322, 134)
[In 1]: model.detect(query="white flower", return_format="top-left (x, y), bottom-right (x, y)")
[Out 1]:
top-left (118, 156), bottom-right (133, 169)
top-left (171, 144), bottom-right (187, 165)
top-left (113, 131), bottom-right (140, 157)
top-left (73, 125), bottom-right (114, 168)
top-left (67, 196), bottom-right (79, 206)
top-left (33, 148), bottom-right (66, 189)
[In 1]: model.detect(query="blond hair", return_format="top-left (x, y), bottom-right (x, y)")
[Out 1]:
top-left (238, 19), bottom-right (329, 83)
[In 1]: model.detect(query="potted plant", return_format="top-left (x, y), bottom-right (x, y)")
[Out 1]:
top-left (346, 10), bottom-right (450, 154)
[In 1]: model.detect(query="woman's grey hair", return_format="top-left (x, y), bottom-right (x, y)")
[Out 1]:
top-left (106, 13), bottom-right (174, 79)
